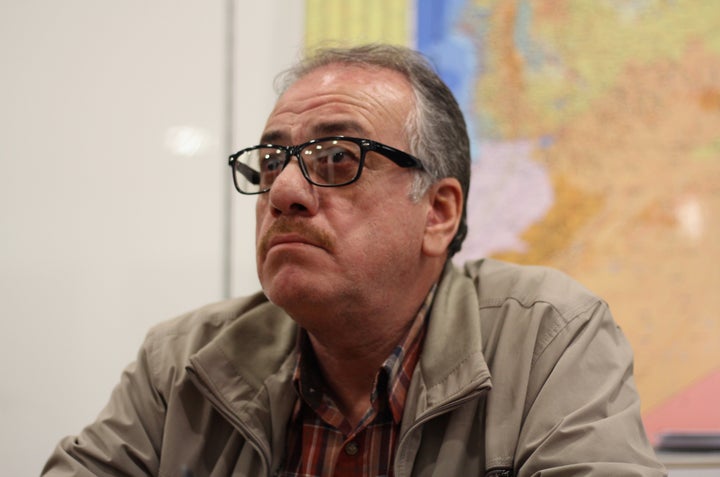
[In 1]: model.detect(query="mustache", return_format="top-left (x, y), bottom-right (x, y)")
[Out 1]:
top-left (259, 219), bottom-right (335, 257)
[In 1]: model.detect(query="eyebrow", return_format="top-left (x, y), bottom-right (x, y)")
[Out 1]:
top-left (313, 120), bottom-right (366, 138)
top-left (260, 120), bottom-right (368, 145)
top-left (258, 131), bottom-right (280, 145)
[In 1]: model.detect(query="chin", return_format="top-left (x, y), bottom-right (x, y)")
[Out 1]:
top-left (263, 287), bottom-right (326, 323)
top-left (261, 274), bottom-right (315, 307)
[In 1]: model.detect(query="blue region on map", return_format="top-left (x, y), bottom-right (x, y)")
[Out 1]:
top-left (416, 0), bottom-right (554, 260)
top-left (417, 0), bottom-right (479, 150)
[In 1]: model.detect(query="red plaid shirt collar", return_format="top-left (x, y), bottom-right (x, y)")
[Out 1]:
top-left (281, 285), bottom-right (436, 476)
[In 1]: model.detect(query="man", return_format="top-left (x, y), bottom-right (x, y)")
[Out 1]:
top-left (43, 44), bottom-right (665, 476)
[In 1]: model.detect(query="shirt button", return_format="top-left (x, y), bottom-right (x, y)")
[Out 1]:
top-left (344, 441), bottom-right (359, 456)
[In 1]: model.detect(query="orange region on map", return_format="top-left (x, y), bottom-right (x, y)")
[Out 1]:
top-left (489, 43), bottom-right (720, 415)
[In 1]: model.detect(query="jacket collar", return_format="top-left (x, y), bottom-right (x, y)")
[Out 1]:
top-left (402, 261), bottom-right (492, 420)
top-left (188, 299), bottom-right (298, 413)
top-left (188, 261), bottom-right (492, 434)
top-left (187, 299), bottom-right (299, 468)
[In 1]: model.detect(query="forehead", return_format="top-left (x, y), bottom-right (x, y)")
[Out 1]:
top-left (262, 63), bottom-right (415, 145)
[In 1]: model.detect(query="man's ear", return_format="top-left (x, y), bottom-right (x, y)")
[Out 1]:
top-left (422, 178), bottom-right (463, 257)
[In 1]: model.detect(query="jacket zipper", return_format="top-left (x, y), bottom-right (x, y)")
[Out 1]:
top-left (485, 469), bottom-right (513, 477)
top-left (186, 366), bottom-right (274, 476)
top-left (394, 383), bottom-right (491, 476)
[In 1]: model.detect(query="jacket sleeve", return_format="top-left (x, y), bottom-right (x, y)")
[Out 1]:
top-left (515, 299), bottom-right (666, 476)
top-left (41, 333), bottom-right (166, 477)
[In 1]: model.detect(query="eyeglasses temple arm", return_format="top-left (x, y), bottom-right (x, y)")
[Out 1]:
top-left (372, 143), bottom-right (424, 169)
top-left (231, 159), bottom-right (261, 185)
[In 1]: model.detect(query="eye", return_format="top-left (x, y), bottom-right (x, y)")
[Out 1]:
top-left (260, 153), bottom-right (284, 173)
top-left (304, 141), bottom-right (362, 184)
top-left (317, 146), bottom-right (359, 165)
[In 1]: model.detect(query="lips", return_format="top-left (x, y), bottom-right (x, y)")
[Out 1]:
top-left (259, 220), bottom-right (334, 258)
top-left (267, 233), bottom-right (319, 250)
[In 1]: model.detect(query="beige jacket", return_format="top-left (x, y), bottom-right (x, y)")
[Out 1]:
top-left (43, 259), bottom-right (666, 476)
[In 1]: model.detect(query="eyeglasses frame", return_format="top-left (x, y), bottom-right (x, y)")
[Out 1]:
top-left (228, 136), bottom-right (425, 195)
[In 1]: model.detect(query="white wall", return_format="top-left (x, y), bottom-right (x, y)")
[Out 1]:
top-left (0, 1), bottom-right (304, 475)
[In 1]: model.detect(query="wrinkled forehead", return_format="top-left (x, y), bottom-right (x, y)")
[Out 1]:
top-left (263, 64), bottom-right (415, 147)
top-left (279, 63), bottom-right (413, 106)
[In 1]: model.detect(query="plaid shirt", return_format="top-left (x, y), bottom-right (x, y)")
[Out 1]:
top-left (280, 287), bottom-right (436, 477)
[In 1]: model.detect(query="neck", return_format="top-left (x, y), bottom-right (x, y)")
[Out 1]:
top-left (296, 259), bottom-right (446, 426)
top-left (304, 281), bottom-right (436, 426)
top-left (307, 330), bottom-right (399, 426)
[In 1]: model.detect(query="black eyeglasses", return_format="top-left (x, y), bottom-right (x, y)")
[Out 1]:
top-left (228, 136), bottom-right (425, 195)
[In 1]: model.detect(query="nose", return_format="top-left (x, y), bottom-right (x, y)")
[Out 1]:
top-left (266, 156), bottom-right (319, 217)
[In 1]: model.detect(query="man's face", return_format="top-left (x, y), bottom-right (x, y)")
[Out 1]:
top-left (254, 64), bottom-right (433, 325)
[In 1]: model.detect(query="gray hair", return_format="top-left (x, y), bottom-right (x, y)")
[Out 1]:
top-left (276, 44), bottom-right (470, 257)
